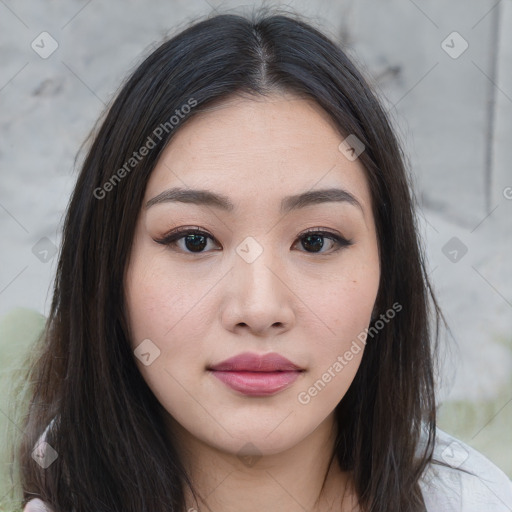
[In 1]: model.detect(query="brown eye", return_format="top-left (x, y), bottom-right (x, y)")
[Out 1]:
top-left (294, 229), bottom-right (353, 254)
top-left (154, 227), bottom-right (219, 254)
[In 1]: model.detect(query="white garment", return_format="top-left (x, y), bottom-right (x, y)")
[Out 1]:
top-left (420, 428), bottom-right (512, 511)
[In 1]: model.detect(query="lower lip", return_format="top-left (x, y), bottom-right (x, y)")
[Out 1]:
top-left (210, 370), bottom-right (302, 396)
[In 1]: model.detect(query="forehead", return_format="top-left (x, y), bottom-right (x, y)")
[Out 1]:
top-left (144, 93), bottom-right (371, 214)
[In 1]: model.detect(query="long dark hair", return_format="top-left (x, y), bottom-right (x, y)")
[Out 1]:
top-left (12, 7), bottom-right (445, 511)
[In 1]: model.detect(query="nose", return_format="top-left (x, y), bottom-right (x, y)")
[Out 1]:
top-left (220, 238), bottom-right (295, 337)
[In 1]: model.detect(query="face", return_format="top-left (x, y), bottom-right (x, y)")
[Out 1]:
top-left (124, 93), bottom-right (380, 459)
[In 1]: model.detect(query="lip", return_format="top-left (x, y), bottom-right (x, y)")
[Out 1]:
top-left (207, 352), bottom-right (304, 396)
top-left (208, 352), bottom-right (303, 372)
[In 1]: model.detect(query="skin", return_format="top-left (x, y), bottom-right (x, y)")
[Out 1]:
top-left (24, 92), bottom-right (380, 512)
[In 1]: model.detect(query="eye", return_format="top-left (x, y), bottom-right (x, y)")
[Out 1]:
top-left (153, 226), bottom-right (353, 255)
top-left (294, 228), bottom-right (353, 254)
top-left (154, 226), bottom-right (219, 254)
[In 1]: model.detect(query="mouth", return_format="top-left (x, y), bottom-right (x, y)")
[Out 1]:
top-left (207, 352), bottom-right (305, 396)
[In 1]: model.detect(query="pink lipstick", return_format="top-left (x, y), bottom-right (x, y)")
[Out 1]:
top-left (207, 352), bottom-right (304, 396)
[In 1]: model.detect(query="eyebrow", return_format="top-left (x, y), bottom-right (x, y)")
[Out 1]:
top-left (145, 187), bottom-right (363, 215)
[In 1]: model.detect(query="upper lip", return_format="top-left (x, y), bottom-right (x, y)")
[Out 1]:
top-left (208, 352), bottom-right (303, 372)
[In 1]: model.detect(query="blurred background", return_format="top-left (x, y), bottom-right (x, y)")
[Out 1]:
top-left (1, 0), bottom-right (511, 507)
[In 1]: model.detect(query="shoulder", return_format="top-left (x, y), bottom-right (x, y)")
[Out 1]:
top-left (419, 427), bottom-right (512, 511)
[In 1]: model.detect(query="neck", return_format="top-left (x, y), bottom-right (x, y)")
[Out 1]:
top-left (165, 412), bottom-right (357, 512)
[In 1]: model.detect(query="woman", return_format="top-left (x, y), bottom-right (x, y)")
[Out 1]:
top-left (16, 8), bottom-right (512, 512)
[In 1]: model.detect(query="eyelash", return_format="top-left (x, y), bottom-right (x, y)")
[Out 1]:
top-left (154, 226), bottom-right (353, 255)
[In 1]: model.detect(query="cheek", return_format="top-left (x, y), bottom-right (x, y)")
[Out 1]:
top-left (124, 258), bottom-right (210, 405)
top-left (124, 250), bottom-right (212, 349)
top-left (304, 283), bottom-right (372, 375)
top-left (305, 252), bottom-right (379, 343)
top-left (319, 282), bottom-right (375, 333)
top-left (295, 298), bottom-right (372, 410)
top-left (296, 251), bottom-right (379, 402)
